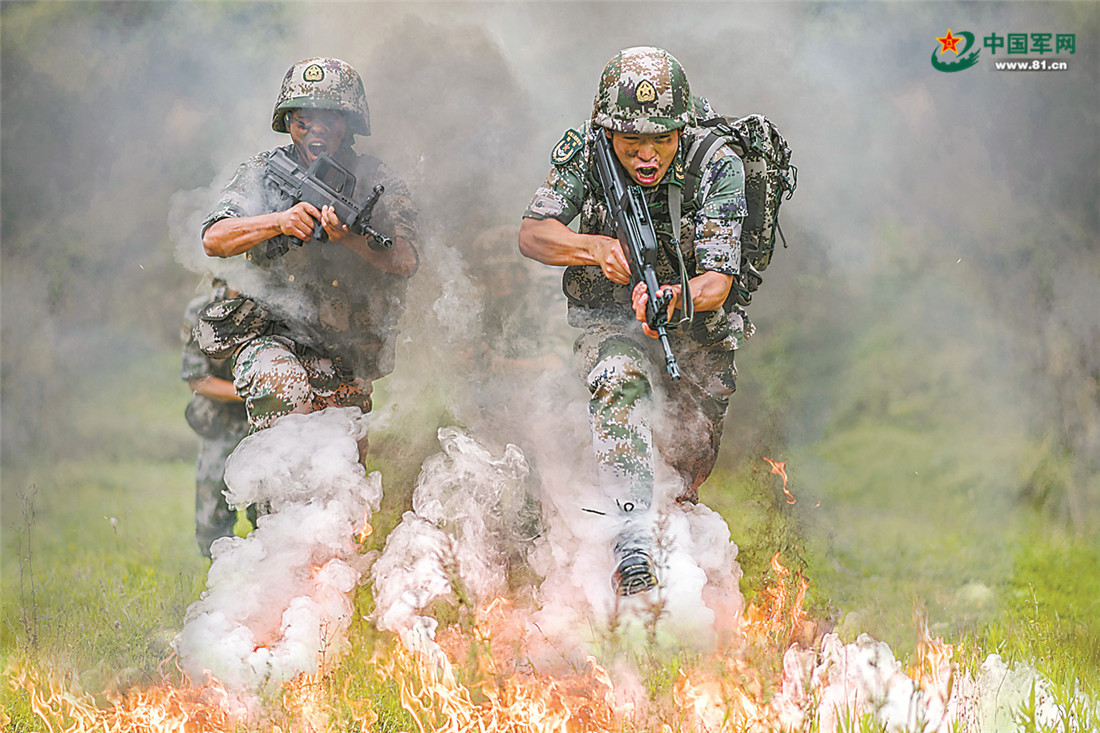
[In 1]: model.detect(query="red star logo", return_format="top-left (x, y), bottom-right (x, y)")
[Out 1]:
top-left (937, 29), bottom-right (962, 55)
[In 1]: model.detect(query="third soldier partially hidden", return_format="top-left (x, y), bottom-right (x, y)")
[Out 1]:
top-left (519, 47), bottom-right (749, 596)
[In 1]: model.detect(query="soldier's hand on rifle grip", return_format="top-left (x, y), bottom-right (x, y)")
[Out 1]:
top-left (319, 204), bottom-right (351, 242)
top-left (632, 281), bottom-right (681, 339)
top-left (589, 234), bottom-right (632, 285)
top-left (278, 201), bottom-right (323, 242)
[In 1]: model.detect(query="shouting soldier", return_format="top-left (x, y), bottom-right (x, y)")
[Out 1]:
top-left (519, 47), bottom-right (749, 595)
top-left (199, 57), bottom-right (418, 438)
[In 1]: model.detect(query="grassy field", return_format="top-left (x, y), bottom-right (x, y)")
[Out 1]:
top-left (2, 346), bottom-right (1098, 731)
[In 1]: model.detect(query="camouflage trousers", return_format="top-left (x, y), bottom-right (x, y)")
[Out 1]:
top-left (194, 433), bottom-right (252, 558)
top-left (575, 324), bottom-right (737, 509)
top-left (232, 335), bottom-right (373, 432)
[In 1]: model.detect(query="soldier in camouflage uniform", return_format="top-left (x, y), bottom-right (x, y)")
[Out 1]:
top-left (200, 58), bottom-right (419, 434)
top-left (181, 279), bottom-right (253, 558)
top-left (518, 47), bottom-right (748, 595)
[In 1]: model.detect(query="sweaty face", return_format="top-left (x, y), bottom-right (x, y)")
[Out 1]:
top-left (610, 129), bottom-right (680, 187)
top-left (286, 109), bottom-right (348, 164)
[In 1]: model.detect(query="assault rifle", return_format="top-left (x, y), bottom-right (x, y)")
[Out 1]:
top-left (263, 149), bottom-right (393, 259)
top-left (591, 130), bottom-right (681, 381)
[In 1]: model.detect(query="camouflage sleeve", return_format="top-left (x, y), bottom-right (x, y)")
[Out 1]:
top-left (200, 154), bottom-right (268, 237)
top-left (370, 160), bottom-right (419, 245)
top-left (180, 296), bottom-right (214, 382)
top-left (693, 146), bottom-right (747, 275)
top-left (522, 126), bottom-right (587, 224)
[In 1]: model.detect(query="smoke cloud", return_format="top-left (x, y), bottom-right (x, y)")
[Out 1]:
top-left (2, 2), bottom-right (1097, 727)
top-left (371, 418), bottom-right (745, 675)
top-left (173, 407), bottom-right (381, 699)
top-left (775, 633), bottom-right (1083, 732)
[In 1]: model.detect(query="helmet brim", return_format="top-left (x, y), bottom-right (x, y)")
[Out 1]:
top-left (271, 98), bottom-right (370, 135)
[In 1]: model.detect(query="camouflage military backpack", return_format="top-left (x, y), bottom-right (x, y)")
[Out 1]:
top-left (682, 108), bottom-right (797, 305)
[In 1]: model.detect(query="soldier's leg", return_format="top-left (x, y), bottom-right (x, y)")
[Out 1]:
top-left (585, 336), bottom-right (656, 510)
top-left (657, 346), bottom-right (737, 504)
top-left (582, 333), bottom-right (661, 595)
top-left (232, 336), bottom-right (313, 431)
top-left (299, 349), bottom-right (373, 460)
top-left (194, 436), bottom-right (239, 558)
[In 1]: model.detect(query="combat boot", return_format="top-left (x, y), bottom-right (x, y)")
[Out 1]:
top-left (612, 532), bottom-right (657, 596)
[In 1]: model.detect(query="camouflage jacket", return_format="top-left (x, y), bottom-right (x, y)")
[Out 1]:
top-left (201, 143), bottom-right (418, 381)
top-left (523, 121), bottom-right (748, 349)
top-left (181, 284), bottom-right (249, 440)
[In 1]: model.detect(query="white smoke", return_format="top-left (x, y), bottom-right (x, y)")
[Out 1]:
top-left (370, 418), bottom-right (746, 671)
top-left (167, 166), bottom-right (326, 332)
top-left (172, 407), bottom-right (382, 698)
top-left (777, 634), bottom-right (1089, 733)
top-left (526, 470), bottom-right (745, 664)
top-left (370, 427), bottom-right (535, 653)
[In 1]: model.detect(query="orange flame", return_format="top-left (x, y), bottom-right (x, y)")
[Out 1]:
top-left (355, 509), bottom-right (373, 547)
top-left (393, 639), bottom-right (624, 733)
top-left (12, 571), bottom-right (827, 733)
top-left (391, 598), bottom-right (627, 733)
top-left (741, 552), bottom-right (812, 649)
top-left (279, 669), bottom-right (375, 733)
top-left (908, 607), bottom-right (955, 703)
top-left (762, 457), bottom-right (796, 504)
top-left (12, 663), bottom-right (236, 733)
top-left (9, 662), bottom-right (381, 733)
top-left (674, 658), bottom-right (773, 733)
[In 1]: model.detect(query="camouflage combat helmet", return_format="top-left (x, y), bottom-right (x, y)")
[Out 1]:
top-left (592, 47), bottom-right (694, 134)
top-left (272, 57), bottom-right (370, 136)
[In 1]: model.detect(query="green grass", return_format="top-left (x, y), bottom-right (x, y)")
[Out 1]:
top-left (2, 343), bottom-right (1098, 731)
top-left (2, 458), bottom-right (207, 691)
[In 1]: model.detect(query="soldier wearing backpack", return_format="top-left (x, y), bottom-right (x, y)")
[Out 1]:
top-left (520, 47), bottom-right (774, 596)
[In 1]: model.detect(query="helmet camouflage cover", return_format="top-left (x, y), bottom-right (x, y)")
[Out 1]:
top-left (592, 46), bottom-right (694, 134)
top-left (272, 57), bottom-right (371, 136)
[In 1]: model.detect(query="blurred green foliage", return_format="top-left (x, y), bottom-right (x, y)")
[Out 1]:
top-left (1, 1), bottom-right (1097, 729)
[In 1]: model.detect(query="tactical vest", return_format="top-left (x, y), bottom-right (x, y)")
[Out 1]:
top-left (238, 145), bottom-right (406, 381)
top-left (561, 124), bottom-right (736, 346)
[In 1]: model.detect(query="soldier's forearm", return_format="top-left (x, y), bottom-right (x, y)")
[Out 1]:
top-left (518, 217), bottom-right (597, 267)
top-left (686, 271), bottom-right (734, 312)
top-left (203, 214), bottom-right (283, 258)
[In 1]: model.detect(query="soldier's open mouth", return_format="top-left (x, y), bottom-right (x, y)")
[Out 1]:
top-left (308, 142), bottom-right (327, 157)
top-left (635, 166), bottom-right (659, 183)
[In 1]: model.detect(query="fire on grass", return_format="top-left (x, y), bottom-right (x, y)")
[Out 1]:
top-left (369, 553), bottom-right (830, 733)
top-left (4, 457), bottom-right (965, 732)
top-left (7, 662), bottom-right (236, 733)
top-left (6, 555), bottom-right (837, 733)
top-left (5, 661), bottom-right (377, 733)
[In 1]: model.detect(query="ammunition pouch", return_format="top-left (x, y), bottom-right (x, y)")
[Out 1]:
top-left (195, 297), bottom-right (272, 359)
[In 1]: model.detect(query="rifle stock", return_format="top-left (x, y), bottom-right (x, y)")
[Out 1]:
top-left (591, 130), bottom-right (681, 381)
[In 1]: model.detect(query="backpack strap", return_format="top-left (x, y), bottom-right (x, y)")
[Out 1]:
top-left (682, 122), bottom-right (731, 204)
top-left (666, 183), bottom-right (693, 329)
